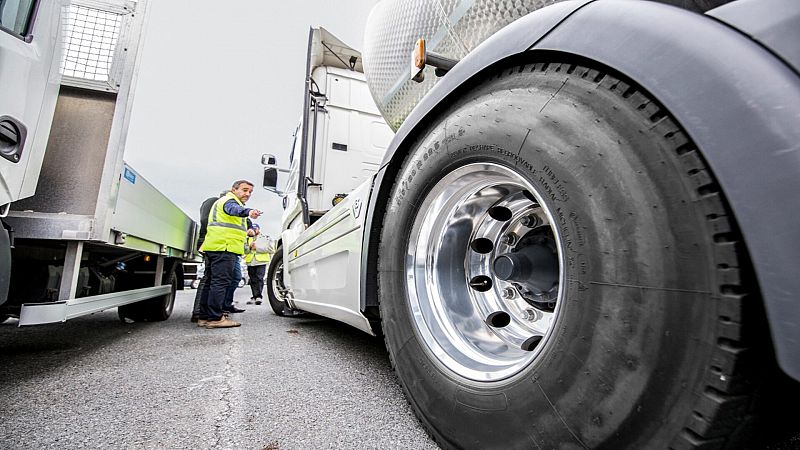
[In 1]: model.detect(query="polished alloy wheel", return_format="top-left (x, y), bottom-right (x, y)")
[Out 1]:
top-left (272, 261), bottom-right (285, 304)
top-left (406, 163), bottom-right (564, 382)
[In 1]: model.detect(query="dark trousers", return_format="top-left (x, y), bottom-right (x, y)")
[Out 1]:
top-left (198, 251), bottom-right (237, 321)
top-left (224, 258), bottom-right (242, 310)
top-left (247, 264), bottom-right (266, 299)
top-left (192, 253), bottom-right (210, 316)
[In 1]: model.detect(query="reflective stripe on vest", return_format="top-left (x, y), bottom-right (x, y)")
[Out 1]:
top-left (209, 195), bottom-right (247, 231)
top-left (200, 192), bottom-right (247, 255)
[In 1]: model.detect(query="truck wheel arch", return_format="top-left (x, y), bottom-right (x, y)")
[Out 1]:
top-left (362, 0), bottom-right (800, 380)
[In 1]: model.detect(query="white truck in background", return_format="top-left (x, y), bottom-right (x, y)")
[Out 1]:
top-left (262, 27), bottom-right (393, 324)
top-left (0, 0), bottom-right (197, 325)
top-left (265, 1), bottom-right (800, 448)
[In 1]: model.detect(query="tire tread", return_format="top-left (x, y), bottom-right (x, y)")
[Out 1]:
top-left (590, 63), bottom-right (762, 450)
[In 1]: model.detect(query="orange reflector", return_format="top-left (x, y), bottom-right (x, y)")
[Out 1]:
top-left (332, 194), bottom-right (346, 206)
top-left (143, 255), bottom-right (151, 262)
top-left (413, 38), bottom-right (426, 69)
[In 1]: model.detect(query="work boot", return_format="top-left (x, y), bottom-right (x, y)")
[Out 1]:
top-left (246, 298), bottom-right (254, 305)
top-left (197, 319), bottom-right (208, 327)
top-left (205, 317), bottom-right (241, 328)
top-left (224, 307), bottom-right (246, 313)
top-left (190, 315), bottom-right (199, 323)
top-left (255, 298), bottom-right (262, 305)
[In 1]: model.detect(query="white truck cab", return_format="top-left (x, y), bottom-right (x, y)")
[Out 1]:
top-left (263, 27), bottom-right (393, 331)
top-left (281, 67), bottom-right (391, 227)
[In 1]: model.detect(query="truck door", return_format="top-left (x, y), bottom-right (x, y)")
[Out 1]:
top-left (0, 0), bottom-right (62, 207)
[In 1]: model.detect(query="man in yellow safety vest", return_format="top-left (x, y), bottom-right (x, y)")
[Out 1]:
top-left (197, 180), bottom-right (262, 328)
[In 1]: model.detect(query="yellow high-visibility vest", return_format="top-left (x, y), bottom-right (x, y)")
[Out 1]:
top-left (244, 236), bottom-right (271, 264)
top-left (200, 192), bottom-right (247, 255)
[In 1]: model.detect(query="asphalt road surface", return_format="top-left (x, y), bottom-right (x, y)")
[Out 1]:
top-left (2, 289), bottom-right (798, 449)
top-left (0, 289), bottom-right (439, 449)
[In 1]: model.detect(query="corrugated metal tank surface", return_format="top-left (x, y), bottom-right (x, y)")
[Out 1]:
top-left (362, 0), bottom-right (563, 131)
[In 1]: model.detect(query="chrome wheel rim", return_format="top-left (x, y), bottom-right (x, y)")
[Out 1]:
top-left (406, 163), bottom-right (564, 382)
top-left (272, 261), bottom-right (285, 303)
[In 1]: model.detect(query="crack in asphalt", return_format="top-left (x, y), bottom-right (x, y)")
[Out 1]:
top-left (212, 330), bottom-right (244, 449)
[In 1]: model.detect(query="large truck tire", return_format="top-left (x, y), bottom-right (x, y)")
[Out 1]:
top-left (266, 246), bottom-right (305, 317)
top-left (377, 61), bottom-right (769, 448)
top-left (0, 223), bottom-right (11, 307)
top-left (118, 269), bottom-right (177, 322)
top-left (143, 270), bottom-right (177, 321)
top-left (266, 246), bottom-right (288, 316)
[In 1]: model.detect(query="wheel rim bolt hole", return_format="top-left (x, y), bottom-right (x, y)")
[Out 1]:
top-left (522, 190), bottom-right (537, 203)
top-left (521, 335), bottom-right (543, 352)
top-left (488, 206), bottom-right (513, 222)
top-left (469, 276), bottom-right (493, 292)
top-left (486, 311), bottom-right (511, 328)
top-left (470, 237), bottom-right (494, 254)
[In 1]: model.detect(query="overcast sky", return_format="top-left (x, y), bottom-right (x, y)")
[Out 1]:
top-left (124, 0), bottom-right (380, 237)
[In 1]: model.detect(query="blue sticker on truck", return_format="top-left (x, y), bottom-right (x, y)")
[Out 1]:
top-left (123, 167), bottom-right (136, 184)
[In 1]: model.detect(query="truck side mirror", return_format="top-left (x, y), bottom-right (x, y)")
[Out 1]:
top-left (261, 153), bottom-right (289, 195)
top-left (262, 153), bottom-right (277, 166)
top-left (263, 167), bottom-right (279, 192)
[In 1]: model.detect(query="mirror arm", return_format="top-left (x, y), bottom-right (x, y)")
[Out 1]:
top-left (264, 186), bottom-right (285, 196)
top-left (264, 165), bottom-right (290, 174)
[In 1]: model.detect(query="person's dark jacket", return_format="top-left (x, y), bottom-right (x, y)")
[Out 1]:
top-left (223, 199), bottom-right (251, 217)
top-left (197, 196), bottom-right (219, 248)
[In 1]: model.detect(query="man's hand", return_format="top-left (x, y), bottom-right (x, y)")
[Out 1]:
top-left (250, 242), bottom-right (257, 250)
top-left (249, 209), bottom-right (262, 219)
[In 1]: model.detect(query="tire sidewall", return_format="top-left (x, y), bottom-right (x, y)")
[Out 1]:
top-left (148, 273), bottom-right (177, 321)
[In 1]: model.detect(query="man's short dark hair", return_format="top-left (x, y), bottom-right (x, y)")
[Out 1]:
top-left (232, 180), bottom-right (254, 189)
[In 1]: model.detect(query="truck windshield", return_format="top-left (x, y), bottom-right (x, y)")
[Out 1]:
top-left (289, 123), bottom-right (300, 163)
top-left (0, 0), bottom-right (36, 38)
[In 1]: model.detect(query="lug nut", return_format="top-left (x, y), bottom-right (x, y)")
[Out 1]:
top-left (521, 309), bottom-right (538, 321)
top-left (502, 287), bottom-right (516, 299)
top-left (520, 215), bottom-right (538, 227)
top-left (501, 233), bottom-right (517, 246)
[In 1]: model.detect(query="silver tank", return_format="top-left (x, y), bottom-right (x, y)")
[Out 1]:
top-left (362, 0), bottom-right (562, 131)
